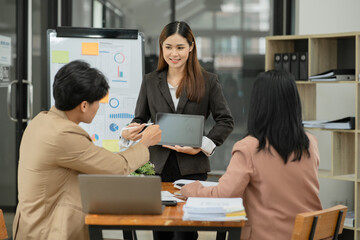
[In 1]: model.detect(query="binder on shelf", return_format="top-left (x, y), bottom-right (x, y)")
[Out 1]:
top-left (274, 53), bottom-right (282, 70)
top-left (281, 53), bottom-right (290, 72)
top-left (299, 52), bottom-right (308, 80)
top-left (290, 53), bottom-right (299, 79)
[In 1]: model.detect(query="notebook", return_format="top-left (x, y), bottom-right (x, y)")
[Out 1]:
top-left (155, 113), bottom-right (204, 147)
top-left (78, 174), bottom-right (163, 214)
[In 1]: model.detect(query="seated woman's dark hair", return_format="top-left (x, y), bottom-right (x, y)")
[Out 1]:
top-left (247, 70), bottom-right (309, 163)
top-left (53, 60), bottom-right (109, 111)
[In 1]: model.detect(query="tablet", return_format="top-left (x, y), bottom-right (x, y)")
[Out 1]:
top-left (155, 113), bottom-right (204, 147)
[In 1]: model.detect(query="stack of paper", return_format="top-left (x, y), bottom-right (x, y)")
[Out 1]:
top-left (302, 120), bottom-right (327, 128)
top-left (173, 179), bottom-right (218, 189)
top-left (161, 191), bottom-right (185, 203)
top-left (344, 211), bottom-right (354, 227)
top-left (182, 197), bottom-right (247, 221)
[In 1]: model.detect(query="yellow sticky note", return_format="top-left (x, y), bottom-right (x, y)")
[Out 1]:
top-left (82, 42), bottom-right (99, 55)
top-left (100, 93), bottom-right (109, 103)
top-left (102, 140), bottom-right (120, 153)
top-left (52, 50), bottom-right (69, 63)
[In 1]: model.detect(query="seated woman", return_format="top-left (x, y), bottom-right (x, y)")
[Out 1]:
top-left (180, 70), bottom-right (322, 240)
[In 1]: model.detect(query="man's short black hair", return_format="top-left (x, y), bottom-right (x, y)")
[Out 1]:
top-left (53, 60), bottom-right (109, 111)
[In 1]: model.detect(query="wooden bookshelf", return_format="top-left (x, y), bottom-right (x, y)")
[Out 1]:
top-left (266, 32), bottom-right (360, 239)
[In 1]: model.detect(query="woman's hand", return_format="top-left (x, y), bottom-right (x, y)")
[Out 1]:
top-left (121, 123), bottom-right (147, 141)
top-left (162, 145), bottom-right (201, 155)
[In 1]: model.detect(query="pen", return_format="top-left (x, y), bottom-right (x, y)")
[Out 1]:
top-left (123, 123), bottom-right (154, 130)
top-left (174, 192), bottom-right (188, 200)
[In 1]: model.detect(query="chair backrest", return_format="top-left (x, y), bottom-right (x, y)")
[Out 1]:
top-left (291, 205), bottom-right (347, 240)
top-left (0, 209), bottom-right (8, 240)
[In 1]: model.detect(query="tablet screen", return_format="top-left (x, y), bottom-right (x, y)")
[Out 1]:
top-left (155, 113), bottom-right (204, 147)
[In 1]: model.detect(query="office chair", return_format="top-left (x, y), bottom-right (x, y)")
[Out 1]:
top-left (0, 209), bottom-right (9, 240)
top-left (291, 205), bottom-right (347, 240)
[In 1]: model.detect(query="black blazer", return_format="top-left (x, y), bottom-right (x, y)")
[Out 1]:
top-left (133, 69), bottom-right (234, 175)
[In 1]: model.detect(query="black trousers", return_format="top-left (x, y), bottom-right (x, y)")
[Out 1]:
top-left (153, 150), bottom-right (207, 240)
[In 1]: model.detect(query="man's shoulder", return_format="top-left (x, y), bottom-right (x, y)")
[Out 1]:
top-left (33, 110), bottom-right (87, 136)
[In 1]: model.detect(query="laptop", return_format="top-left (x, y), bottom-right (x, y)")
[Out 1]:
top-left (155, 113), bottom-right (204, 147)
top-left (78, 174), bottom-right (163, 215)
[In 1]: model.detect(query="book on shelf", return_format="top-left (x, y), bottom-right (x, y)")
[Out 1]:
top-left (302, 117), bottom-right (355, 130)
top-left (309, 69), bottom-right (355, 81)
top-left (182, 197), bottom-right (247, 221)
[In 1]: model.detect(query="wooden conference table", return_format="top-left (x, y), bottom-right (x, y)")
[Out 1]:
top-left (85, 183), bottom-right (246, 240)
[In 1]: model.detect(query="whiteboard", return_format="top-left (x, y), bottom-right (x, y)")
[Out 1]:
top-left (48, 27), bottom-right (144, 152)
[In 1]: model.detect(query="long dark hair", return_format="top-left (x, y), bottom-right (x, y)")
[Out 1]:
top-left (157, 21), bottom-right (204, 102)
top-left (247, 70), bottom-right (310, 163)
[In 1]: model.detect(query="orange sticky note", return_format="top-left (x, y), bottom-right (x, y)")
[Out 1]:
top-left (100, 93), bottom-right (109, 103)
top-left (82, 42), bottom-right (99, 55)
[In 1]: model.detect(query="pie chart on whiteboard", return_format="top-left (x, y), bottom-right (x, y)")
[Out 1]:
top-left (114, 52), bottom-right (125, 64)
top-left (109, 123), bottom-right (119, 132)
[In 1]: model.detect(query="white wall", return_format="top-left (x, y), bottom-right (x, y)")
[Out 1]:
top-left (297, 0), bottom-right (360, 35)
top-left (296, 0), bottom-right (360, 210)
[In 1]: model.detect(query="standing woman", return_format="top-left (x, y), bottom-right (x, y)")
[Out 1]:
top-left (121, 21), bottom-right (234, 239)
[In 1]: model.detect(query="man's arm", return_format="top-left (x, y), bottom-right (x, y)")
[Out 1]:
top-left (56, 125), bottom-right (161, 175)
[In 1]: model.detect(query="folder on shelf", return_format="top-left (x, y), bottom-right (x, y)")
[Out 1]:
top-left (274, 53), bottom-right (282, 70)
top-left (310, 75), bottom-right (355, 82)
top-left (303, 117), bottom-right (355, 130)
top-left (323, 117), bottom-right (355, 129)
top-left (290, 52), bottom-right (299, 79)
top-left (282, 53), bottom-right (290, 72)
top-left (309, 69), bottom-right (355, 81)
top-left (299, 52), bottom-right (308, 80)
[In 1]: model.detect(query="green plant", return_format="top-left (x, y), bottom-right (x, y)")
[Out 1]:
top-left (131, 161), bottom-right (155, 176)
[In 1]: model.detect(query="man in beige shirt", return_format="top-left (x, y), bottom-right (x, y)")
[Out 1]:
top-left (13, 60), bottom-right (161, 240)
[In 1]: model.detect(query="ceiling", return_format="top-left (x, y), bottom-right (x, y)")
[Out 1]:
top-left (106, 0), bottom-right (224, 33)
